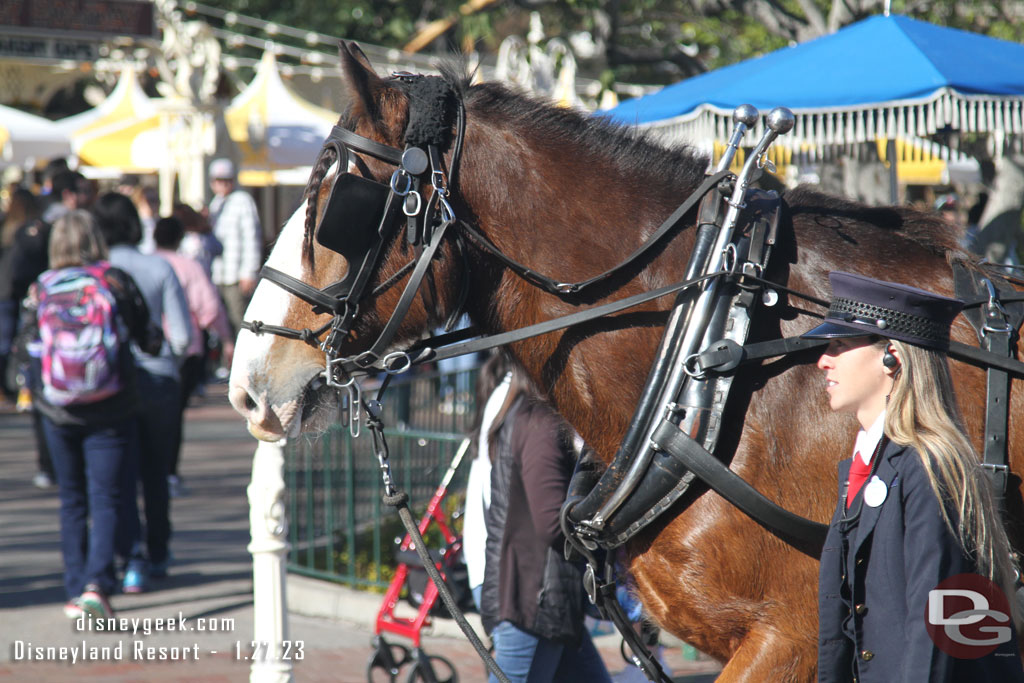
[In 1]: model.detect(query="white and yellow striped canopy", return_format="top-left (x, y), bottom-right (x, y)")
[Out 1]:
top-left (56, 68), bottom-right (167, 172)
top-left (224, 50), bottom-right (338, 186)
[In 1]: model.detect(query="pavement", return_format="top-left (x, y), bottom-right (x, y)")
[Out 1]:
top-left (0, 385), bottom-right (722, 682)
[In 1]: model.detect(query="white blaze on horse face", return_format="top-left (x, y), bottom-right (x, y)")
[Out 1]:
top-left (229, 160), bottom-right (354, 440)
top-left (228, 195), bottom-right (319, 440)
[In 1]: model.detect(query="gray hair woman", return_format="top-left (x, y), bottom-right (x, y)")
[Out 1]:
top-left (21, 209), bottom-right (155, 622)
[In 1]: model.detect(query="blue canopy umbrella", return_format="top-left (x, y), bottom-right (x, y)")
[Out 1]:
top-left (603, 14), bottom-right (1024, 158)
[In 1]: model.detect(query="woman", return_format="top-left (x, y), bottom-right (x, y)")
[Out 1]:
top-left (93, 191), bottom-right (192, 593)
top-left (152, 215), bottom-right (234, 498)
top-left (479, 356), bottom-right (611, 683)
top-left (19, 210), bottom-right (156, 619)
top-left (463, 353), bottom-right (513, 611)
top-left (805, 271), bottom-right (1023, 682)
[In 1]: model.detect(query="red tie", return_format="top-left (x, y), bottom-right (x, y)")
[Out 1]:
top-left (846, 452), bottom-right (871, 508)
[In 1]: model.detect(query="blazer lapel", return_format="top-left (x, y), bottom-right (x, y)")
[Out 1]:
top-left (850, 439), bottom-right (903, 555)
top-left (833, 458), bottom-right (852, 524)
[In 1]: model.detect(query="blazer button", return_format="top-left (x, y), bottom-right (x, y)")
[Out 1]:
top-left (855, 604), bottom-right (868, 615)
top-left (860, 650), bottom-right (874, 661)
top-left (856, 557), bottom-right (864, 566)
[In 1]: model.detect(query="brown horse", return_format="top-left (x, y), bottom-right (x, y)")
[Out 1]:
top-left (228, 42), bottom-right (1024, 680)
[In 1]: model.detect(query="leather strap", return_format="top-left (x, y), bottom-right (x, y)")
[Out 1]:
top-left (328, 125), bottom-right (404, 166)
top-left (650, 418), bottom-right (828, 552)
top-left (458, 170), bottom-right (733, 296)
top-left (258, 265), bottom-right (343, 313)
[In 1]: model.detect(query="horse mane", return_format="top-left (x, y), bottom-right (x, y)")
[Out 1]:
top-left (782, 184), bottom-right (966, 258)
top-left (437, 62), bottom-right (710, 197)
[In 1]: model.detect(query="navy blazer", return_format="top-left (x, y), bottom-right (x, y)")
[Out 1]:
top-left (818, 438), bottom-right (1024, 682)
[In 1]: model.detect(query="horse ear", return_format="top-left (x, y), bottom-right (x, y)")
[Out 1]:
top-left (338, 41), bottom-right (383, 119)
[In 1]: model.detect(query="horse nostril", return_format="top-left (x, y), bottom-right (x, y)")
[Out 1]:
top-left (245, 393), bottom-right (257, 411)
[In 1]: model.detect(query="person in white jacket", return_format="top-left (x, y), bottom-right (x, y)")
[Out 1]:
top-left (462, 355), bottom-right (512, 610)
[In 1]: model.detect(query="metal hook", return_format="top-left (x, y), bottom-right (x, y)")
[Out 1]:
top-left (342, 378), bottom-right (362, 438)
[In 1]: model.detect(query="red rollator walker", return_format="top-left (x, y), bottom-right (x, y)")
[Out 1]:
top-left (368, 438), bottom-right (474, 683)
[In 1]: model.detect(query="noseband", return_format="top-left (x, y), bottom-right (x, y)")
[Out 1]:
top-left (241, 72), bottom-right (467, 387)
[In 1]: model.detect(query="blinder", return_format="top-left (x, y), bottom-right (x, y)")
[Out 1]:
top-left (315, 169), bottom-right (396, 299)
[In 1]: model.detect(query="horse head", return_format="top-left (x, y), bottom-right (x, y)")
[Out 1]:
top-left (229, 43), bottom-right (467, 440)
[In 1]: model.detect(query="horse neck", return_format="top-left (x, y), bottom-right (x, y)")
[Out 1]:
top-left (454, 118), bottom-right (706, 454)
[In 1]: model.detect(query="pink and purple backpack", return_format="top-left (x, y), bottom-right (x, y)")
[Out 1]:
top-left (35, 263), bottom-right (126, 406)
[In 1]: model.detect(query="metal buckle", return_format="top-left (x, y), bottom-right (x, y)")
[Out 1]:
top-left (382, 351), bottom-right (413, 375)
top-left (390, 169), bottom-right (412, 196)
top-left (981, 278), bottom-right (1013, 336)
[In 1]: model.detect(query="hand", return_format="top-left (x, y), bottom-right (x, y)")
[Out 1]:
top-left (239, 277), bottom-right (257, 297)
top-left (221, 341), bottom-right (235, 370)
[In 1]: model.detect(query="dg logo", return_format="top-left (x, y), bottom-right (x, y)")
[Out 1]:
top-left (925, 573), bottom-right (1013, 658)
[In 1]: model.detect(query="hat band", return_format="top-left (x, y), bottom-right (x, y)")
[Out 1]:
top-left (829, 297), bottom-right (949, 345)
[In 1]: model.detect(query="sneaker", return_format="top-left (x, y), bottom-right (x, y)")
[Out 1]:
top-left (122, 560), bottom-right (148, 594)
top-left (32, 472), bottom-right (54, 489)
top-left (63, 597), bottom-right (83, 619)
top-left (79, 584), bottom-right (114, 619)
top-left (167, 475), bottom-right (189, 498)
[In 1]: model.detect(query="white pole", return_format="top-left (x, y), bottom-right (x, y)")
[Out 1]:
top-left (248, 439), bottom-right (293, 683)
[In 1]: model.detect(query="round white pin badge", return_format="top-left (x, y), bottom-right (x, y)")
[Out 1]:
top-left (863, 476), bottom-right (887, 508)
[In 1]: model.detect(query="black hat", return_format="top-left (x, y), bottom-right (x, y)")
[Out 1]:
top-left (802, 271), bottom-right (963, 350)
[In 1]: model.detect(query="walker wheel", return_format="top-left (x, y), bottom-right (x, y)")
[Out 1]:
top-left (367, 637), bottom-right (413, 683)
top-left (403, 652), bottom-right (457, 683)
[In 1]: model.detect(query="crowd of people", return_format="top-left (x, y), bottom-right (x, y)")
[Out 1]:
top-left (0, 156), bottom-right (262, 620)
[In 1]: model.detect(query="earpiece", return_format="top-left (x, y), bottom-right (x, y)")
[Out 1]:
top-left (882, 350), bottom-right (899, 369)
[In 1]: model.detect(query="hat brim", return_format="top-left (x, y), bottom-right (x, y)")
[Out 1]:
top-left (800, 321), bottom-right (877, 340)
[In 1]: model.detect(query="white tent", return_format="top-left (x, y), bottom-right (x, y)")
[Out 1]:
top-left (0, 104), bottom-right (72, 168)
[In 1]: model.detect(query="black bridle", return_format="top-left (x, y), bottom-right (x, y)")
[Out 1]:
top-left (241, 72), bottom-right (467, 386)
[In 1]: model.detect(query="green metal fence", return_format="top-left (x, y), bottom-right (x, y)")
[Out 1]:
top-left (285, 365), bottom-right (479, 589)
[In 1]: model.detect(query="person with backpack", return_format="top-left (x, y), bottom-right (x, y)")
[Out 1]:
top-left (93, 192), bottom-right (192, 594)
top-left (18, 210), bottom-right (159, 619)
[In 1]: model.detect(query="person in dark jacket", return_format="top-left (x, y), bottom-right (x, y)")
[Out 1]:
top-left (17, 210), bottom-right (159, 620)
top-left (803, 271), bottom-right (1023, 682)
top-left (480, 362), bottom-right (611, 683)
top-left (0, 188), bottom-right (55, 488)
top-left (93, 192), bottom-right (191, 594)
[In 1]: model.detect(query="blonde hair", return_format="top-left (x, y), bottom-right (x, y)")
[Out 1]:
top-left (49, 210), bottom-right (108, 269)
top-left (883, 339), bottom-right (1018, 604)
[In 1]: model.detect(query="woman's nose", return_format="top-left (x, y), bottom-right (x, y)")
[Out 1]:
top-left (817, 353), bottom-right (834, 370)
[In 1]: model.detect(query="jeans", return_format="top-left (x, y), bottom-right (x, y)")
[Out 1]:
top-left (0, 299), bottom-right (16, 395)
top-left (488, 620), bottom-right (612, 683)
top-left (128, 369), bottom-right (180, 565)
top-left (43, 415), bottom-right (139, 598)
